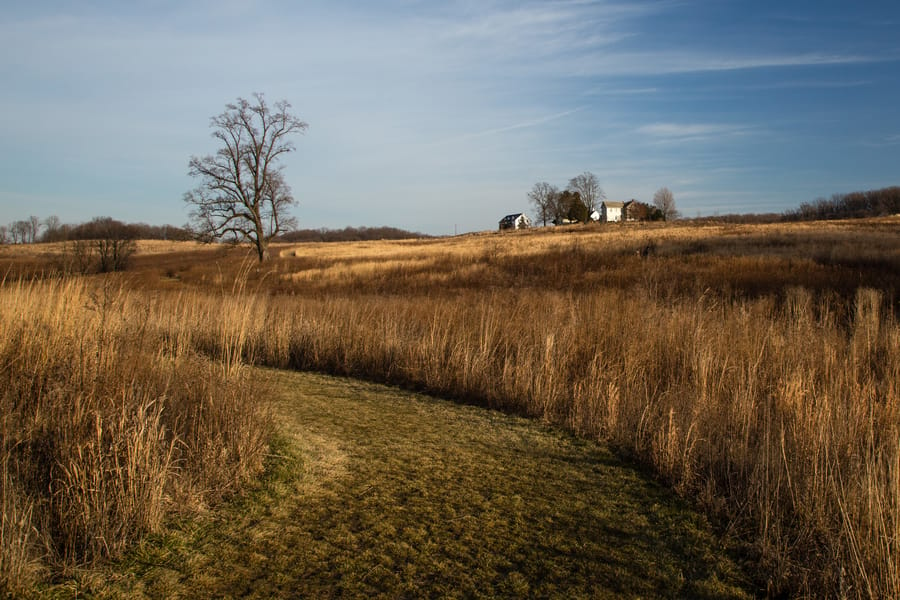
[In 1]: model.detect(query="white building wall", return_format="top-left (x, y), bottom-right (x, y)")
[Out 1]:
top-left (602, 205), bottom-right (622, 222)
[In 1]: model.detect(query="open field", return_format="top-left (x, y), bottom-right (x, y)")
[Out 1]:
top-left (2, 217), bottom-right (899, 597)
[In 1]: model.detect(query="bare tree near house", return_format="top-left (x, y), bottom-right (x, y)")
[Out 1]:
top-left (653, 187), bottom-right (680, 221)
top-left (184, 94), bottom-right (307, 262)
top-left (567, 171), bottom-right (604, 221)
top-left (528, 181), bottom-right (559, 226)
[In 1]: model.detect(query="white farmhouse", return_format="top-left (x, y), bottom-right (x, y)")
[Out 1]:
top-left (499, 213), bottom-right (531, 230)
top-left (600, 201), bottom-right (625, 223)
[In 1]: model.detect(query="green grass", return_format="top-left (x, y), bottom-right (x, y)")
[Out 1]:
top-left (38, 369), bottom-right (755, 599)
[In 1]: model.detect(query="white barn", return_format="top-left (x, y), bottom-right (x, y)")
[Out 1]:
top-left (499, 213), bottom-right (531, 230)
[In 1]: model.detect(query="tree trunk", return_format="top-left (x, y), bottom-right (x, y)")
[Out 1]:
top-left (256, 239), bottom-right (270, 262)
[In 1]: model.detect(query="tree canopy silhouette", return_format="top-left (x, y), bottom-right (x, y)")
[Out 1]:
top-left (185, 94), bottom-right (307, 261)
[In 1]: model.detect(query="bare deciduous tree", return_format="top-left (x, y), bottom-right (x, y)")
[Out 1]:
top-left (528, 181), bottom-right (559, 226)
top-left (10, 220), bottom-right (30, 244)
top-left (43, 215), bottom-right (61, 242)
top-left (94, 218), bottom-right (136, 273)
top-left (28, 215), bottom-right (41, 243)
top-left (185, 94), bottom-right (307, 262)
top-left (653, 187), bottom-right (679, 221)
top-left (567, 172), bottom-right (604, 221)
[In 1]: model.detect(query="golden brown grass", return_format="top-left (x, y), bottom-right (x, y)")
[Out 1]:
top-left (0, 276), bottom-right (271, 596)
top-left (264, 290), bottom-right (894, 597)
top-left (59, 370), bottom-right (750, 599)
top-left (160, 217), bottom-right (895, 599)
top-left (3, 217), bottom-right (899, 597)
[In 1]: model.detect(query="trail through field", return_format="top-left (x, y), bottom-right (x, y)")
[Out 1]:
top-left (63, 370), bottom-right (754, 599)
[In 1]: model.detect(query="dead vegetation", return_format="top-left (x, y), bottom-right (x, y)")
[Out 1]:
top-left (0, 276), bottom-right (271, 595)
top-left (2, 217), bottom-right (899, 598)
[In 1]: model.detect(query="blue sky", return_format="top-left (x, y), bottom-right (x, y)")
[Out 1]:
top-left (2, 1), bottom-right (899, 235)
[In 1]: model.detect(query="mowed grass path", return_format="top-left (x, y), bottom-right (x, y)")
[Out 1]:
top-left (50, 370), bottom-right (754, 599)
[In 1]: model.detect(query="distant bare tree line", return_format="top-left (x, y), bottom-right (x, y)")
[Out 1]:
top-left (0, 216), bottom-right (193, 245)
top-left (0, 215), bottom-right (425, 247)
top-left (783, 186), bottom-right (900, 221)
top-left (691, 186), bottom-right (900, 223)
top-left (0, 216), bottom-right (194, 274)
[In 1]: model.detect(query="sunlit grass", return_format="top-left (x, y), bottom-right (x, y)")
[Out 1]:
top-left (46, 370), bottom-right (752, 599)
top-left (0, 277), bottom-right (271, 595)
top-left (4, 216), bottom-right (899, 597)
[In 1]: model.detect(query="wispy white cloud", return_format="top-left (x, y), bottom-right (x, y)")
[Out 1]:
top-left (564, 51), bottom-right (876, 78)
top-left (433, 107), bottom-right (586, 145)
top-left (417, 3), bottom-right (883, 82)
top-left (740, 79), bottom-right (873, 90)
top-left (584, 87), bottom-right (658, 96)
top-left (860, 133), bottom-right (900, 147)
top-left (637, 122), bottom-right (754, 141)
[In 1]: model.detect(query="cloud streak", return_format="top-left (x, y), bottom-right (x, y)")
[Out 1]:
top-left (433, 107), bottom-right (586, 146)
top-left (637, 122), bottom-right (755, 142)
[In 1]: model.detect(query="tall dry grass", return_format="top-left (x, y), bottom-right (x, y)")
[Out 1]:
top-left (0, 276), bottom-right (271, 595)
top-left (150, 221), bottom-right (898, 598)
top-left (5, 220), bottom-right (898, 597)
top-left (253, 287), bottom-right (896, 597)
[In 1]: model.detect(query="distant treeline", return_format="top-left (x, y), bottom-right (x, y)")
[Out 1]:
top-left (277, 226), bottom-right (428, 243)
top-left (1, 216), bottom-right (427, 245)
top-left (782, 186), bottom-right (900, 221)
top-left (685, 186), bottom-right (900, 224)
top-left (1, 216), bottom-right (193, 244)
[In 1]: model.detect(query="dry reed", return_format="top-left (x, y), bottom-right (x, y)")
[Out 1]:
top-left (0, 276), bottom-right (271, 594)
